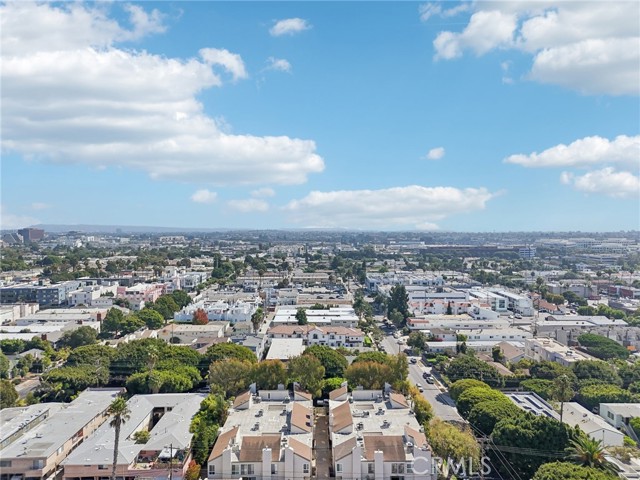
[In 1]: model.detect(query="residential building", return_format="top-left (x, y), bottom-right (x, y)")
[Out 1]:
top-left (230, 334), bottom-right (267, 360)
top-left (464, 328), bottom-right (531, 343)
top-left (561, 403), bottom-right (624, 447)
top-left (328, 387), bottom-right (435, 480)
top-left (0, 389), bottom-right (122, 480)
top-left (207, 388), bottom-right (314, 480)
top-left (272, 307), bottom-right (359, 328)
top-left (266, 338), bottom-right (306, 361)
top-left (600, 403), bottom-right (640, 430)
top-left (63, 393), bottom-right (206, 480)
top-left (407, 314), bottom-right (509, 331)
top-left (68, 284), bottom-right (118, 307)
top-left (524, 338), bottom-right (594, 366)
top-left (266, 325), bottom-right (365, 348)
top-left (0, 281), bottom-right (81, 306)
top-left (157, 323), bottom-right (227, 345)
top-left (174, 299), bottom-right (259, 324)
top-left (0, 303), bottom-right (39, 325)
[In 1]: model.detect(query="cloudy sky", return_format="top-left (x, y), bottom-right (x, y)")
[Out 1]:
top-left (1, 1), bottom-right (638, 231)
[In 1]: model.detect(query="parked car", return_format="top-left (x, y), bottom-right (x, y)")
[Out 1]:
top-left (425, 377), bottom-right (434, 384)
top-left (410, 358), bottom-right (417, 364)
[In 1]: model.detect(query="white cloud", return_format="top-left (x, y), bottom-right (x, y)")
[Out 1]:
top-left (561, 168), bottom-right (640, 198)
top-left (0, 2), bottom-right (324, 187)
top-left (284, 185), bottom-right (496, 229)
top-left (434, 10), bottom-right (517, 60)
top-left (269, 18), bottom-right (311, 37)
top-left (191, 189), bottom-right (217, 204)
top-left (425, 147), bottom-right (445, 160)
top-left (251, 188), bottom-right (275, 198)
top-left (419, 2), bottom-right (470, 22)
top-left (430, 2), bottom-right (640, 95)
top-left (30, 202), bottom-right (51, 210)
top-left (200, 48), bottom-right (248, 81)
top-left (505, 135), bottom-right (640, 168)
top-left (265, 57), bottom-right (292, 73)
top-left (227, 198), bottom-right (269, 213)
top-left (0, 205), bottom-right (39, 230)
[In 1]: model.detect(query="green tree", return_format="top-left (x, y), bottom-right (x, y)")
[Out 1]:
top-left (531, 361), bottom-right (577, 382)
top-left (136, 309), bottom-right (165, 329)
top-left (407, 332), bottom-right (427, 351)
top-left (577, 384), bottom-right (635, 411)
top-left (205, 343), bottom-right (257, 364)
top-left (446, 354), bottom-right (503, 387)
top-left (208, 359), bottom-right (253, 397)
top-left (132, 429), bottom-right (150, 444)
top-left (566, 435), bottom-right (619, 474)
top-left (427, 418), bottom-right (481, 471)
top-left (0, 339), bottom-right (27, 355)
top-left (0, 351), bottom-right (10, 379)
top-left (520, 379), bottom-right (555, 400)
top-left (408, 385), bottom-right (433, 424)
top-left (533, 462), bottom-right (618, 480)
top-left (467, 399), bottom-right (522, 435)
top-left (577, 333), bottom-right (629, 360)
top-left (0, 379), bottom-right (18, 409)
top-left (190, 393), bottom-right (228, 464)
top-left (555, 374), bottom-right (575, 422)
top-left (58, 326), bottom-right (98, 349)
top-left (252, 360), bottom-right (288, 390)
top-left (295, 307), bottom-right (308, 325)
top-left (573, 361), bottom-right (622, 386)
top-left (150, 295), bottom-right (180, 320)
top-left (251, 307), bottom-right (264, 333)
top-left (491, 413), bottom-right (574, 479)
top-left (387, 285), bottom-right (409, 323)
top-left (171, 290), bottom-right (192, 308)
top-left (108, 396), bottom-right (131, 480)
top-left (449, 379), bottom-right (491, 402)
top-left (344, 361), bottom-right (393, 390)
top-left (321, 377), bottom-right (348, 397)
top-left (287, 355), bottom-right (325, 397)
top-left (102, 308), bottom-right (125, 336)
top-left (304, 345), bottom-right (348, 378)
top-left (456, 387), bottom-right (508, 418)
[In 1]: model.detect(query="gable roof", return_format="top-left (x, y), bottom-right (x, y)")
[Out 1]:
top-left (291, 402), bottom-right (313, 433)
top-left (239, 434), bottom-right (281, 462)
top-left (208, 426), bottom-right (239, 461)
top-left (331, 401), bottom-right (353, 432)
top-left (404, 425), bottom-right (428, 449)
top-left (288, 437), bottom-right (312, 461)
top-left (333, 437), bottom-right (358, 461)
top-left (232, 391), bottom-right (251, 409)
top-left (389, 392), bottom-right (409, 408)
top-left (363, 434), bottom-right (406, 462)
top-left (329, 385), bottom-right (348, 401)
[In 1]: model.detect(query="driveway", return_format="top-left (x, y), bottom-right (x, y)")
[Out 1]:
top-left (313, 406), bottom-right (332, 479)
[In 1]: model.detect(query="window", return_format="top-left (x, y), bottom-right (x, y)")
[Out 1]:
top-left (208, 465), bottom-right (215, 475)
top-left (336, 463), bottom-right (343, 473)
top-left (303, 464), bottom-right (310, 474)
top-left (391, 463), bottom-right (405, 474)
top-left (368, 463), bottom-right (375, 474)
top-left (32, 460), bottom-right (45, 469)
top-left (0, 461), bottom-right (11, 468)
top-left (231, 464), bottom-right (239, 475)
top-left (240, 464), bottom-right (254, 475)
top-left (406, 463), bottom-right (413, 473)
top-left (608, 411), bottom-right (614, 419)
top-left (98, 465), bottom-right (108, 470)
top-left (271, 464), bottom-right (277, 474)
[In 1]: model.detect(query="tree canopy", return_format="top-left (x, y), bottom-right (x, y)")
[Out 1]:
top-left (205, 342), bottom-right (257, 364)
top-left (446, 355), bottom-right (503, 387)
top-left (532, 462), bottom-right (618, 480)
top-left (577, 334), bottom-right (629, 360)
top-left (304, 345), bottom-right (348, 378)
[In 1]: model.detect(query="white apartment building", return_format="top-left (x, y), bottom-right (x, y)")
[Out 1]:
top-left (600, 403), bottom-right (640, 430)
top-left (561, 403), bottom-right (624, 447)
top-left (0, 303), bottom-right (39, 325)
top-left (494, 290), bottom-right (534, 316)
top-left (524, 338), bottom-right (593, 366)
top-left (328, 387), bottom-right (435, 480)
top-left (157, 323), bottom-right (227, 344)
top-left (174, 299), bottom-right (259, 324)
top-left (272, 306), bottom-right (359, 328)
top-left (208, 389), bottom-right (314, 480)
top-left (266, 325), bottom-right (365, 348)
top-left (68, 283), bottom-right (118, 307)
top-left (464, 328), bottom-right (532, 343)
top-left (407, 314), bottom-right (509, 331)
top-left (467, 289), bottom-right (508, 312)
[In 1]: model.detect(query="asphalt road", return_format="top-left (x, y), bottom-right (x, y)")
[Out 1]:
top-left (378, 325), bottom-right (464, 423)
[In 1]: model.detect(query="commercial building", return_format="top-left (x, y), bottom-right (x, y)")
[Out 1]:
top-left (266, 325), bottom-right (364, 348)
top-left (407, 314), bottom-right (509, 331)
top-left (328, 387), bottom-right (435, 480)
top-left (63, 393), bottom-right (206, 480)
top-left (0, 389), bottom-right (122, 480)
top-left (271, 307), bottom-right (359, 328)
top-left (207, 388), bottom-right (314, 480)
top-left (157, 323), bottom-right (227, 345)
top-left (17, 228), bottom-right (45, 242)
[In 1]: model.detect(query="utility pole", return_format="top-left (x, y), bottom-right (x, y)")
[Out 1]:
top-left (167, 444), bottom-right (173, 480)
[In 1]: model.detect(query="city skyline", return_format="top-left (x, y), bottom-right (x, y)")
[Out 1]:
top-left (1, 1), bottom-right (639, 232)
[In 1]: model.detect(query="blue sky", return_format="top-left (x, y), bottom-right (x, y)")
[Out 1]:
top-left (1, 1), bottom-right (639, 231)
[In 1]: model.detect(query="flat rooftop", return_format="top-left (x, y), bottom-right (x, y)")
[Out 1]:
top-left (266, 338), bottom-right (306, 360)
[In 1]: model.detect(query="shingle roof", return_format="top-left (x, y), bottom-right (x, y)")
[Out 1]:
top-left (331, 401), bottom-right (353, 432)
top-left (291, 402), bottom-right (313, 433)
top-left (363, 434), bottom-right (406, 462)
top-left (333, 437), bottom-right (358, 461)
top-left (389, 392), bottom-right (409, 408)
top-left (208, 426), bottom-right (238, 461)
top-left (232, 391), bottom-right (251, 409)
top-left (404, 425), bottom-right (428, 449)
top-left (239, 434), bottom-right (281, 462)
top-left (329, 385), bottom-right (348, 401)
top-left (288, 437), bottom-right (312, 461)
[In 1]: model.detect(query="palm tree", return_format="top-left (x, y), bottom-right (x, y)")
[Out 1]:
top-left (565, 435), bottom-right (618, 475)
top-left (108, 396), bottom-right (131, 480)
top-left (554, 374), bottom-right (574, 422)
